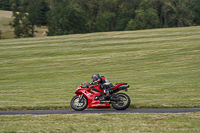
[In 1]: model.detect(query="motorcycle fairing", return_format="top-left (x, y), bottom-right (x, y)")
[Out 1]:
top-left (75, 85), bottom-right (111, 108)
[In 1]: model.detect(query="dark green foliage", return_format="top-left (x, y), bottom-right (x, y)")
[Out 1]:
top-left (126, 0), bottom-right (160, 30)
top-left (4, 0), bottom-right (200, 37)
top-left (152, 0), bottom-right (195, 28)
top-left (9, 0), bottom-right (50, 38)
top-left (171, 0), bottom-right (194, 27)
top-left (28, 0), bottom-right (50, 26)
top-left (94, 12), bottom-right (116, 32)
top-left (189, 1), bottom-right (200, 25)
top-left (115, 2), bottom-right (135, 31)
top-left (9, 2), bottom-right (24, 38)
top-left (9, 0), bottom-right (34, 38)
top-left (0, 0), bottom-right (10, 10)
top-left (46, 0), bottom-right (199, 36)
top-left (47, 0), bottom-right (89, 35)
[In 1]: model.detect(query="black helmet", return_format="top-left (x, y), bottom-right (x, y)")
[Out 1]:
top-left (91, 73), bottom-right (100, 81)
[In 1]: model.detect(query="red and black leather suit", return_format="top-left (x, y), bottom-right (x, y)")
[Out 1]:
top-left (90, 73), bottom-right (113, 92)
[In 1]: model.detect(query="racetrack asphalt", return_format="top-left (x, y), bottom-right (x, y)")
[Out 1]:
top-left (1, 108), bottom-right (200, 115)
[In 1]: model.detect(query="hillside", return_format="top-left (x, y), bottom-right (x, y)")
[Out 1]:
top-left (0, 10), bottom-right (14, 39)
top-left (0, 26), bottom-right (200, 110)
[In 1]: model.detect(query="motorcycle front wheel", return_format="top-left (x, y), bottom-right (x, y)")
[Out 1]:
top-left (112, 93), bottom-right (131, 110)
top-left (70, 95), bottom-right (88, 111)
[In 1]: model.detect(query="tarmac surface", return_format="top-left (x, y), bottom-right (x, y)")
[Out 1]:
top-left (1, 108), bottom-right (200, 115)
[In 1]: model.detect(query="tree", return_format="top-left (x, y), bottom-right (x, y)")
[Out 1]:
top-left (155, 0), bottom-right (194, 28)
top-left (9, 0), bottom-right (33, 38)
top-left (94, 12), bottom-right (116, 32)
top-left (47, 0), bottom-right (89, 36)
top-left (9, 2), bottom-right (24, 38)
top-left (94, 0), bottom-right (119, 31)
top-left (189, 0), bottom-right (200, 25)
top-left (114, 1), bottom-right (135, 31)
top-left (173, 0), bottom-right (194, 27)
top-left (125, 19), bottom-right (137, 30)
top-left (0, 0), bottom-right (10, 10)
top-left (9, 0), bottom-right (50, 38)
top-left (29, 0), bottom-right (50, 26)
top-left (27, 0), bottom-right (50, 35)
top-left (76, 0), bottom-right (100, 32)
top-left (126, 0), bottom-right (160, 30)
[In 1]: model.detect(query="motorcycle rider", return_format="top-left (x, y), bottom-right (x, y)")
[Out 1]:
top-left (87, 73), bottom-right (113, 100)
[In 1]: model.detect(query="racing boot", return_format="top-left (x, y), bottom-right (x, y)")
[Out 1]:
top-left (104, 90), bottom-right (111, 100)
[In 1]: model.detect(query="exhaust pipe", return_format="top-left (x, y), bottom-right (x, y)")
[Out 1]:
top-left (100, 101), bottom-right (110, 103)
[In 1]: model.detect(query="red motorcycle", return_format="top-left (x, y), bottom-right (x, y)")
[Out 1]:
top-left (70, 81), bottom-right (131, 111)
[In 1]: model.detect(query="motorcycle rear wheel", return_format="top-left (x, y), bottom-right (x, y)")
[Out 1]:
top-left (112, 93), bottom-right (131, 110)
top-left (70, 95), bottom-right (88, 111)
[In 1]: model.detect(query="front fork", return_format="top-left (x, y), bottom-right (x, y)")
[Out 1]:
top-left (78, 94), bottom-right (84, 103)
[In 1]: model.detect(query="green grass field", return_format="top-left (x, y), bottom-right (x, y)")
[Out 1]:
top-left (1, 25), bottom-right (200, 133)
top-left (1, 113), bottom-right (200, 133)
top-left (0, 26), bottom-right (200, 110)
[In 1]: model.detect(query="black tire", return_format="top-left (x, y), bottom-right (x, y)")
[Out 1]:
top-left (111, 93), bottom-right (131, 110)
top-left (70, 95), bottom-right (88, 111)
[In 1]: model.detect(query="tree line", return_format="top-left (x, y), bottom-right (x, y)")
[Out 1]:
top-left (1, 0), bottom-right (200, 38)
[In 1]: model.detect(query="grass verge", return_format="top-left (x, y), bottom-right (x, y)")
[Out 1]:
top-left (1, 113), bottom-right (200, 133)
